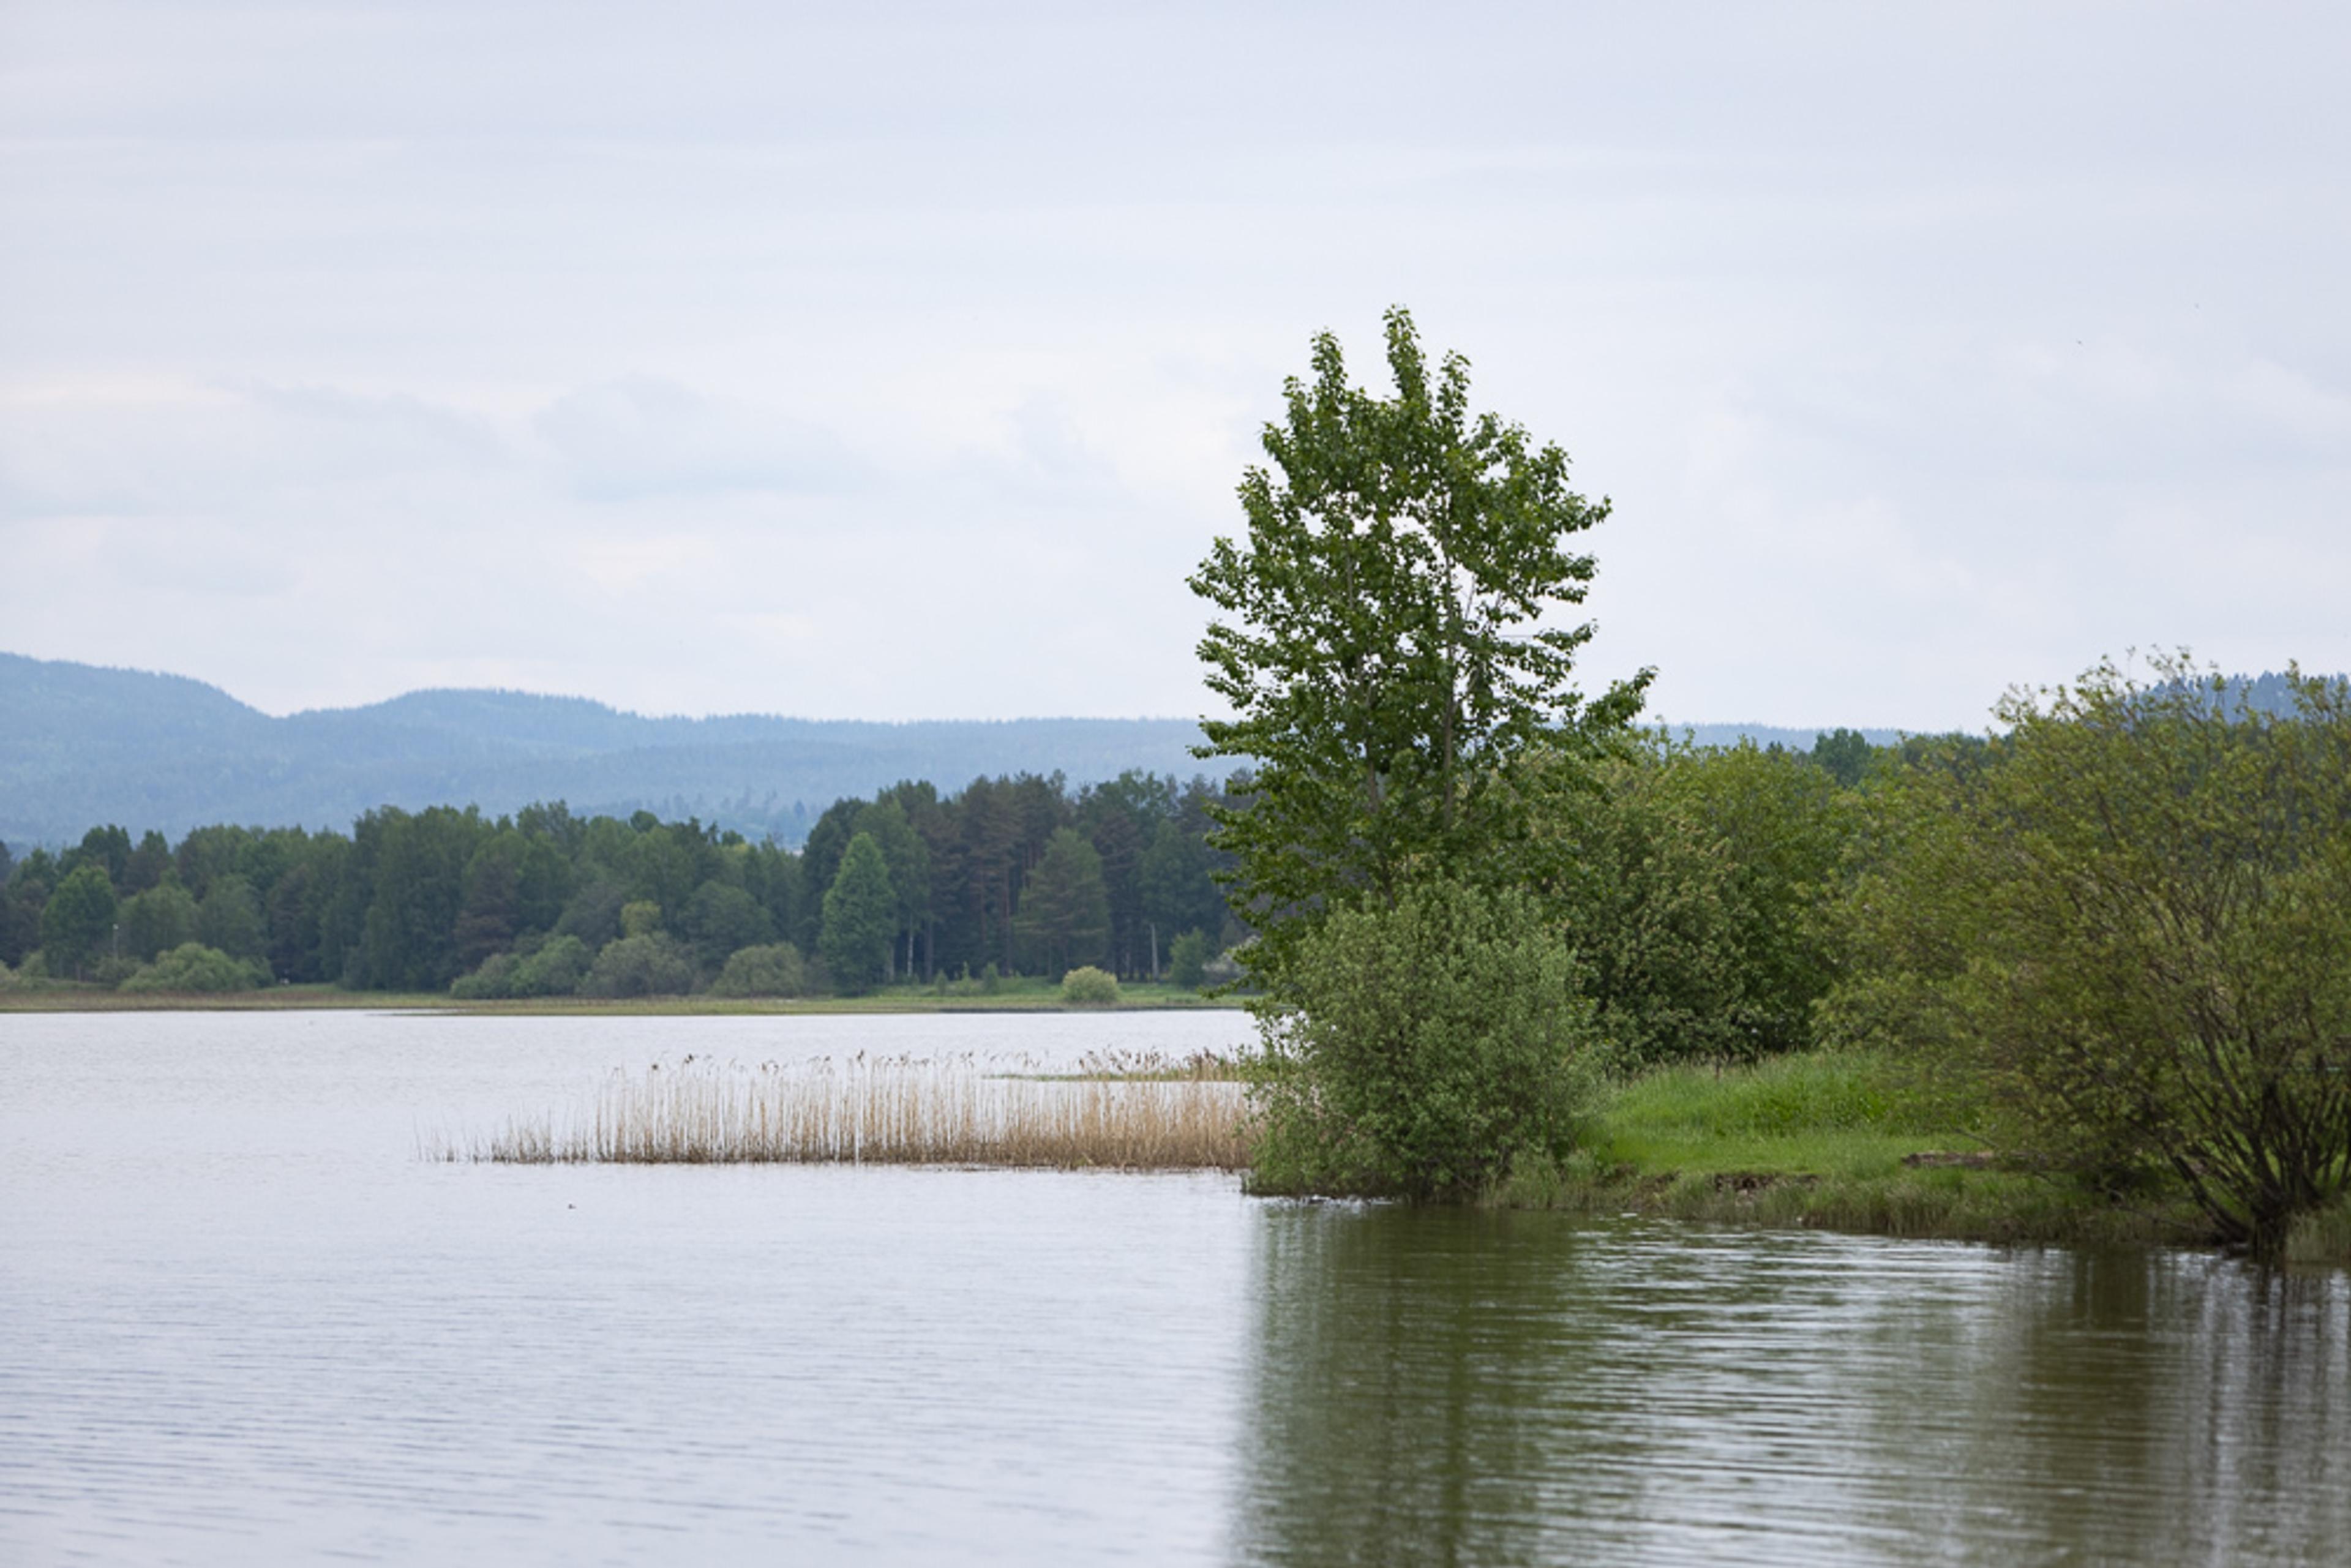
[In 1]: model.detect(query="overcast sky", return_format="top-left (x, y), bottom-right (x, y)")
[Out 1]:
top-left (4, 2), bottom-right (2346, 730)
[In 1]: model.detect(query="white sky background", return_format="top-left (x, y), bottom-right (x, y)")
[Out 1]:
top-left (3, 2), bottom-right (2347, 729)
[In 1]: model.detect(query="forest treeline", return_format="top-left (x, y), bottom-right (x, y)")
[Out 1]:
top-left (0, 770), bottom-right (1249, 999)
top-left (0, 730), bottom-right (1914, 1003)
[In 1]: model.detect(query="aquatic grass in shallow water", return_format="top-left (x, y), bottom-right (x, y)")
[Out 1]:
top-left (454, 1052), bottom-right (1253, 1169)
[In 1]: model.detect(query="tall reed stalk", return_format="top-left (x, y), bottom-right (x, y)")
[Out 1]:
top-left (452, 1053), bottom-right (1254, 1169)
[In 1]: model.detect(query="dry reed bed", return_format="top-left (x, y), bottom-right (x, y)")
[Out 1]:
top-left (455, 1052), bottom-right (1254, 1169)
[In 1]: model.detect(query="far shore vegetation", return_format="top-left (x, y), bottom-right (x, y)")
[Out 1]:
top-left (9, 305), bottom-right (2350, 1269)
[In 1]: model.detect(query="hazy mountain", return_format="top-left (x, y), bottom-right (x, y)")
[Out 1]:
top-left (0, 653), bottom-right (1227, 849)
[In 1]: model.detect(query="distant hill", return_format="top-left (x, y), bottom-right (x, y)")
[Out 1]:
top-left (0, 653), bottom-right (1228, 849)
top-left (0, 652), bottom-right (1995, 851)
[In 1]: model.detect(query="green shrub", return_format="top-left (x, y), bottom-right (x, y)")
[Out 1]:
top-left (93, 955), bottom-right (143, 988)
top-left (1059, 965), bottom-right (1121, 1006)
top-left (1837, 656), bottom-right (2351, 1259)
top-left (512, 934), bottom-right (590, 997)
top-left (1249, 877), bottom-right (1602, 1199)
top-left (450, 937), bottom-right (591, 1000)
top-left (118, 883), bottom-right (200, 962)
top-left (1542, 738), bottom-right (1853, 1068)
top-left (120, 942), bottom-right (266, 994)
top-left (1167, 929), bottom-right (1210, 989)
top-left (579, 932), bottom-right (698, 998)
top-left (451, 953), bottom-right (520, 1000)
top-left (710, 942), bottom-right (809, 999)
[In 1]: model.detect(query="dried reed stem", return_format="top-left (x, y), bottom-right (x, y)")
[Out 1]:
top-left (453, 1052), bottom-right (1254, 1169)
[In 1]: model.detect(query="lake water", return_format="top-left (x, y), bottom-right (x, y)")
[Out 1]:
top-left (3, 1011), bottom-right (2346, 1565)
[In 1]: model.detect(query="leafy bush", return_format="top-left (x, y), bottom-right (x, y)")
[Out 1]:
top-left (1835, 656), bottom-right (2351, 1258)
top-left (451, 953), bottom-right (519, 1000)
top-left (1059, 965), bottom-right (1121, 1006)
top-left (1167, 929), bottom-right (1210, 989)
top-left (118, 882), bottom-right (200, 963)
top-left (579, 932), bottom-right (698, 999)
top-left (683, 882), bottom-right (775, 969)
top-left (119, 942), bottom-right (266, 994)
top-left (1249, 877), bottom-right (1602, 1199)
top-left (509, 934), bottom-right (591, 997)
top-left (451, 936), bottom-right (592, 1000)
top-left (92, 955), bottom-right (142, 988)
top-left (1542, 738), bottom-right (1852, 1068)
top-left (710, 942), bottom-right (809, 999)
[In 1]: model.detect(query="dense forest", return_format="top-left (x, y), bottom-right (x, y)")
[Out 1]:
top-left (0, 770), bottom-right (1247, 999)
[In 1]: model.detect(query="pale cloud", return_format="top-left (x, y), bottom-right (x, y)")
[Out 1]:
top-left (534, 376), bottom-right (865, 502)
top-left (3, 2), bottom-right (2349, 728)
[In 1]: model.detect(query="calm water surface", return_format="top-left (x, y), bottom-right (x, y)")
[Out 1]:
top-left (2, 1011), bottom-right (2345, 1565)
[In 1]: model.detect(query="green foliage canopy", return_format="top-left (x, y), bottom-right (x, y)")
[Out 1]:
top-left (1837, 655), bottom-right (2351, 1258)
top-left (119, 882), bottom-right (200, 963)
top-left (1250, 877), bottom-right (1600, 1199)
top-left (710, 942), bottom-right (808, 999)
top-left (1058, 964), bottom-right (1121, 1006)
top-left (1014, 827), bottom-right (1111, 978)
top-left (40, 863), bottom-right (118, 977)
top-left (1190, 306), bottom-right (1648, 982)
top-left (121, 942), bottom-right (264, 994)
top-left (819, 832), bottom-right (896, 996)
top-left (1548, 738), bottom-right (1854, 1067)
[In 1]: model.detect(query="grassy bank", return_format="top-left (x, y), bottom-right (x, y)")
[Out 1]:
top-left (1494, 1052), bottom-right (2217, 1251)
top-left (0, 978), bottom-right (1240, 1015)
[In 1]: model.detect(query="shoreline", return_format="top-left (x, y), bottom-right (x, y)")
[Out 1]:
top-left (0, 982), bottom-right (1245, 1017)
top-left (7, 999), bottom-right (2338, 1264)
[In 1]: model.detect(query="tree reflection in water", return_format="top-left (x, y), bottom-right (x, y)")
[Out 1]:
top-left (1232, 1207), bottom-right (2350, 1567)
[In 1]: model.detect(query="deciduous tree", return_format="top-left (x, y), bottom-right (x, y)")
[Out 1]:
top-left (1190, 306), bottom-right (1648, 982)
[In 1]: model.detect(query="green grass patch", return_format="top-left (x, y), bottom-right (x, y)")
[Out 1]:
top-left (1493, 1051), bottom-right (2213, 1250)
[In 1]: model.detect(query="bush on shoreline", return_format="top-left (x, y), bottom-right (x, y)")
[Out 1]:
top-left (710, 942), bottom-right (810, 999)
top-left (1249, 877), bottom-right (1600, 1200)
top-left (119, 942), bottom-right (266, 994)
top-left (1059, 966), bottom-right (1120, 1006)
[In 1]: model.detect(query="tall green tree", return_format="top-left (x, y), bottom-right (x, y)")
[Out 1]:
top-left (819, 831), bottom-right (896, 995)
top-left (41, 863), bottom-right (119, 977)
top-left (121, 830), bottom-right (174, 895)
top-left (60, 825), bottom-right (133, 891)
top-left (682, 880), bottom-right (774, 970)
top-left (853, 798), bottom-right (931, 980)
top-left (1014, 827), bottom-right (1111, 978)
top-left (1, 850), bottom-right (54, 967)
top-left (119, 882), bottom-right (201, 962)
top-left (1140, 818), bottom-right (1226, 973)
top-left (1190, 306), bottom-right (1649, 982)
top-left (197, 875), bottom-right (269, 967)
